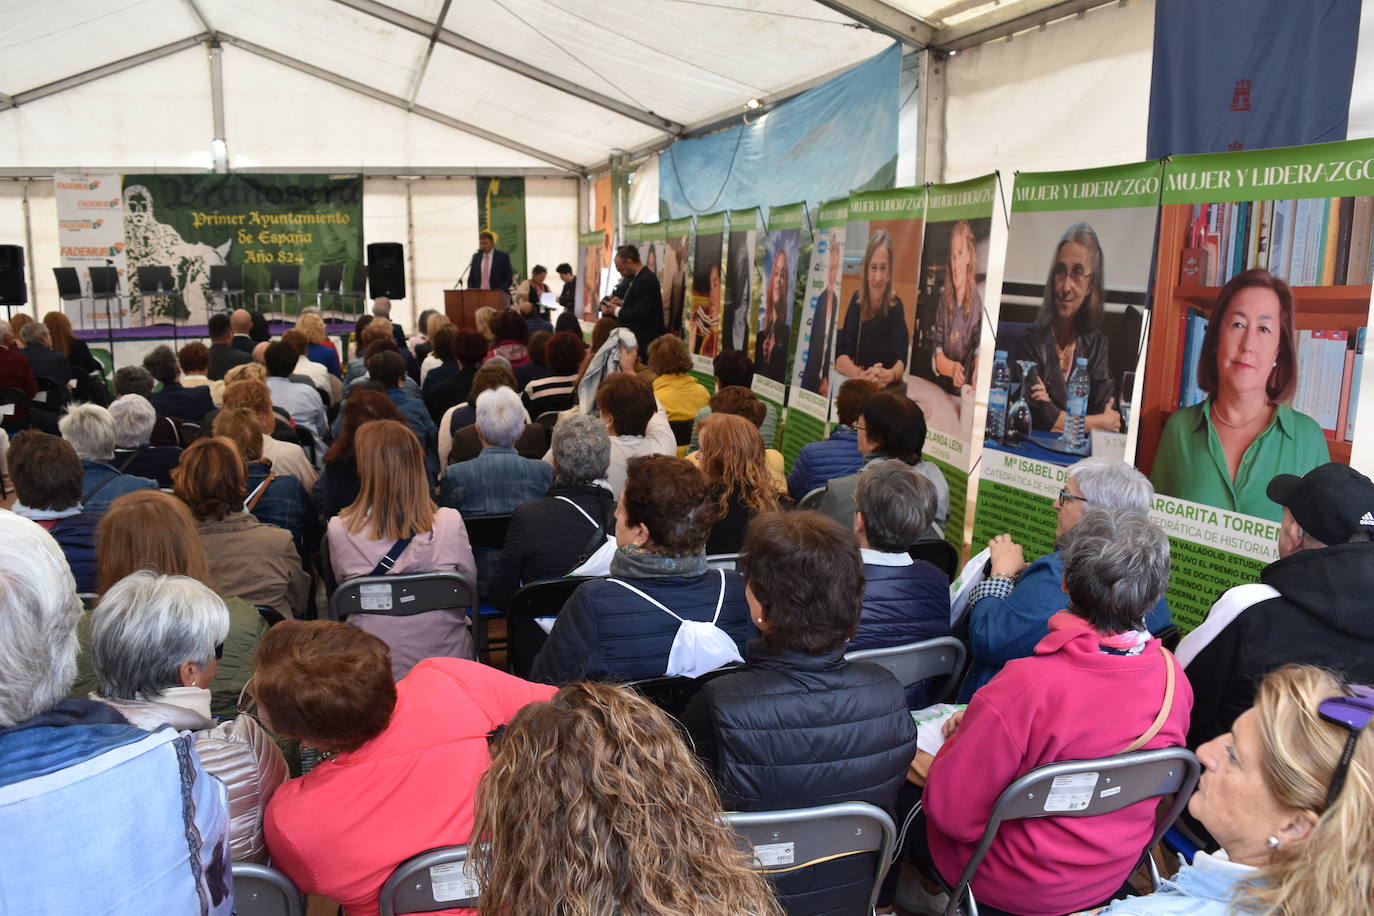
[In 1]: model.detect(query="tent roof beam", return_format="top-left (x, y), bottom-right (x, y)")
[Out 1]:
top-left (811, 0), bottom-right (935, 47)
top-left (330, 0), bottom-right (683, 135)
top-left (0, 166), bottom-right (574, 179)
top-left (932, 0), bottom-right (1120, 51)
top-left (0, 33), bottom-right (212, 112)
top-left (217, 33), bottom-right (583, 173)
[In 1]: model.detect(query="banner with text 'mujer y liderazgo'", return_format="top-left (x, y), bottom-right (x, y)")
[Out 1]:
top-left (687, 211), bottom-right (728, 382)
top-left (782, 198), bottom-right (848, 468)
top-left (972, 162), bottom-right (1163, 566)
top-left (913, 175), bottom-right (1000, 550)
top-left (1138, 139), bottom-right (1374, 629)
top-left (751, 202), bottom-right (808, 448)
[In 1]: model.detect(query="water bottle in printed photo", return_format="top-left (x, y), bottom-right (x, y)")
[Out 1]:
top-left (986, 350), bottom-right (1010, 444)
top-left (1061, 356), bottom-right (1089, 454)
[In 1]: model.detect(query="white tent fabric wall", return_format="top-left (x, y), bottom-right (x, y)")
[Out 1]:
top-left (1346, 3), bottom-right (1374, 141)
top-left (940, 0), bottom-right (1155, 183)
top-left (627, 158), bottom-right (661, 227)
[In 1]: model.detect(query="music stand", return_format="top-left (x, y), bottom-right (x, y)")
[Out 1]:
top-left (208, 265), bottom-right (244, 316)
top-left (137, 266), bottom-right (179, 346)
top-left (346, 263), bottom-right (367, 318)
top-left (88, 267), bottom-right (121, 369)
top-left (257, 264), bottom-right (301, 318)
top-left (53, 268), bottom-right (86, 326)
top-left (316, 264), bottom-right (344, 315)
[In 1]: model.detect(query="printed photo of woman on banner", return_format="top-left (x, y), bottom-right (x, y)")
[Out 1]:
top-left (799, 227), bottom-right (844, 397)
top-left (662, 224), bottom-right (692, 336)
top-left (908, 216), bottom-right (991, 439)
top-left (689, 215), bottom-right (726, 361)
top-left (755, 229), bottom-right (800, 383)
top-left (577, 234), bottom-right (603, 321)
top-left (722, 210), bottom-right (757, 353)
top-left (834, 220), bottom-right (921, 392)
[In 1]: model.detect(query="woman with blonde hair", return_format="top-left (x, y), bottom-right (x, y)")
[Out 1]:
top-left (697, 412), bottom-right (781, 554)
top-left (474, 305), bottom-right (497, 342)
top-left (329, 419), bottom-right (476, 678)
top-left (223, 360), bottom-right (268, 385)
top-left (471, 681), bottom-right (783, 916)
top-left (295, 311), bottom-right (341, 378)
top-left (931, 220), bottom-right (982, 389)
top-left (835, 229), bottom-right (908, 389)
top-left (1094, 664), bottom-right (1374, 915)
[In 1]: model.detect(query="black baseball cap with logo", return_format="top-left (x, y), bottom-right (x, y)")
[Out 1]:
top-left (1267, 462), bottom-right (1374, 546)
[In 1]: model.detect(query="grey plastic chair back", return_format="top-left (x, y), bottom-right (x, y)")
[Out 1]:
top-left (328, 571), bottom-right (476, 622)
top-left (724, 801), bottom-right (895, 915)
top-left (705, 553), bottom-right (740, 571)
top-left (232, 862), bottom-right (303, 916)
top-left (797, 485), bottom-right (827, 511)
top-left (846, 636), bottom-right (967, 704)
top-left (946, 747), bottom-right (1201, 916)
top-left (379, 845), bottom-right (477, 915)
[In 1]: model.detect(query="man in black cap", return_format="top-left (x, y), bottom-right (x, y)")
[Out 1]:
top-left (1179, 462), bottom-right (1374, 748)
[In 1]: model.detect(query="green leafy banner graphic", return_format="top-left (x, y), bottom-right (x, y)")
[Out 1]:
top-left (478, 176), bottom-right (528, 281)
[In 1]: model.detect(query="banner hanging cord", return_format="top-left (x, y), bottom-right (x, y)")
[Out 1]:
top-left (666, 122), bottom-right (747, 215)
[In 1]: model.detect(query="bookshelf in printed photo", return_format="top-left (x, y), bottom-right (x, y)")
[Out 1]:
top-left (1139, 201), bottom-right (1372, 473)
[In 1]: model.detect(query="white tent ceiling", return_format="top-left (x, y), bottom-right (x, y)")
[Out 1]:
top-left (0, 0), bottom-right (1110, 175)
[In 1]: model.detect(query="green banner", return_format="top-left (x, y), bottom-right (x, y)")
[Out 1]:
top-left (121, 173), bottom-right (362, 322)
top-left (767, 202), bottom-right (808, 231)
top-left (926, 174), bottom-right (997, 222)
top-left (642, 222), bottom-right (667, 242)
top-left (848, 186), bottom-right (925, 221)
top-left (477, 176), bottom-right (527, 280)
top-left (1013, 160), bottom-right (1165, 212)
top-left (1163, 137), bottom-right (1374, 204)
top-left (929, 456), bottom-right (969, 556)
top-left (667, 216), bottom-right (695, 236)
top-left (816, 197), bottom-right (850, 228)
top-left (696, 211), bottom-right (727, 234)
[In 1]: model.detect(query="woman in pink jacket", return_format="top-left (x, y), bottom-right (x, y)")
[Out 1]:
top-left (918, 508), bottom-right (1192, 916)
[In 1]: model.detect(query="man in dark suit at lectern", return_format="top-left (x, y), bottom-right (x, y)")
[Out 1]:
top-left (468, 231), bottom-right (514, 292)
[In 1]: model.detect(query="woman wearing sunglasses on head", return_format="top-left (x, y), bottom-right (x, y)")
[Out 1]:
top-left (1086, 664), bottom-right (1374, 915)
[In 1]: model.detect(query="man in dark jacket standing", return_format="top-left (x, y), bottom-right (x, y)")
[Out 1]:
top-left (1179, 462), bottom-right (1374, 749)
top-left (601, 245), bottom-right (665, 347)
top-left (468, 231), bottom-right (514, 292)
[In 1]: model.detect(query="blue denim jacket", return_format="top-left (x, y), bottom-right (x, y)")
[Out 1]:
top-left (80, 460), bottom-right (157, 514)
top-left (246, 461), bottom-right (320, 562)
top-left (439, 446), bottom-right (553, 517)
top-left (1095, 851), bottom-right (1258, 915)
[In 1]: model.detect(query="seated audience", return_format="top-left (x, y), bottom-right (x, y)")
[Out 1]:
top-left (445, 362), bottom-right (548, 464)
top-left (230, 308), bottom-right (256, 352)
top-left (474, 304), bottom-right (497, 342)
top-left (367, 349), bottom-right (438, 479)
top-left (213, 407), bottom-right (319, 561)
top-left (426, 328), bottom-right (487, 422)
top-left (916, 509), bottom-right (1190, 916)
top-left (343, 315), bottom-right (385, 383)
top-left (521, 329), bottom-right (583, 418)
top-left (89, 571), bottom-right (288, 862)
top-left (531, 455), bottom-right (755, 685)
top-left (43, 310), bottom-right (106, 405)
top-left (59, 403), bottom-right (157, 513)
top-left (177, 341), bottom-right (223, 406)
top-left (488, 307), bottom-right (532, 367)
top-left (696, 413), bottom-right (781, 555)
top-left (314, 389), bottom-right (401, 521)
top-left (8, 429), bottom-right (101, 592)
top-left (0, 512), bottom-right (231, 913)
top-left (329, 420), bottom-right (477, 678)
top-left (93, 489), bottom-right (267, 719)
top-left (0, 318), bottom-right (39, 431)
top-left (817, 390), bottom-right (949, 537)
top-left (1093, 664), bottom-right (1374, 916)
top-left (471, 682), bottom-right (784, 916)
top-left (512, 265), bottom-right (555, 334)
top-left (1178, 463), bottom-right (1374, 749)
top-left (554, 309), bottom-right (581, 337)
top-left (19, 318), bottom-right (72, 409)
top-left (296, 311), bottom-right (341, 378)
top-left (108, 394), bottom-right (182, 487)
top-left (489, 413), bottom-right (614, 609)
top-left (682, 510), bottom-right (918, 914)
top-left (440, 387), bottom-right (553, 516)
top-left (208, 312), bottom-right (252, 380)
top-left (574, 326), bottom-right (653, 414)
top-left (788, 378), bottom-right (878, 500)
top-left (256, 621), bottom-right (554, 916)
top-left (419, 324), bottom-right (456, 401)
top-left (414, 311), bottom-right (445, 376)
top-left (689, 350), bottom-right (778, 450)
top-left (648, 334), bottom-right (710, 424)
top-left (174, 437), bottom-right (309, 622)
top-left (962, 458), bottom-right (1172, 700)
top-left (221, 378), bottom-right (317, 488)
top-left (515, 328), bottom-right (553, 389)
top-left (264, 339), bottom-right (327, 440)
top-left (687, 386), bottom-right (787, 492)
top-left (143, 344), bottom-right (214, 422)
top-left (595, 372), bottom-right (678, 497)
top-left (851, 459), bottom-right (950, 653)
top-left (281, 328), bottom-right (332, 402)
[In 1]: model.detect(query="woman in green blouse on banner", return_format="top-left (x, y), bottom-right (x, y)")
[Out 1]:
top-left (1151, 268), bottom-right (1328, 521)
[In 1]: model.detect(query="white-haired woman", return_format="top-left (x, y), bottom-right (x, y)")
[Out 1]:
top-left (108, 394), bottom-right (183, 487)
top-left (960, 457), bottom-right (1174, 698)
top-left (90, 571), bottom-right (288, 863)
top-left (58, 403), bottom-right (159, 513)
top-left (1090, 664), bottom-right (1374, 915)
top-left (439, 386), bottom-right (553, 517)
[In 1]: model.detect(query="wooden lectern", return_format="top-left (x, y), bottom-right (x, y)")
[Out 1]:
top-left (445, 289), bottom-right (505, 331)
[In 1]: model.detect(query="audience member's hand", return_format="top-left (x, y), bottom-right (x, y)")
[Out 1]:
top-left (988, 534), bottom-right (1027, 578)
top-left (941, 709), bottom-right (966, 739)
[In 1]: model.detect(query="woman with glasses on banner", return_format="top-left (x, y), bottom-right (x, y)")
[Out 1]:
top-left (691, 263), bottom-right (723, 358)
top-left (754, 245), bottom-right (792, 382)
top-left (931, 220), bottom-right (983, 391)
top-left (1015, 222), bottom-right (1120, 434)
top-left (1090, 664), bottom-right (1374, 916)
top-left (835, 229), bottom-right (909, 390)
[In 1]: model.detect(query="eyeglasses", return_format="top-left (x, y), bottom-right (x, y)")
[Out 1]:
top-left (1056, 488), bottom-right (1088, 506)
top-left (1053, 265), bottom-right (1094, 285)
top-left (1318, 684), bottom-right (1374, 809)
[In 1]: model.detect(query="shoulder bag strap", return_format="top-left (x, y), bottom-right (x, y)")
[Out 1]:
top-left (81, 467), bottom-right (120, 505)
top-left (1120, 645), bottom-right (1177, 754)
top-left (553, 495), bottom-right (599, 527)
top-left (709, 568), bottom-right (727, 624)
top-left (606, 577), bottom-right (685, 623)
top-left (370, 535), bottom-right (416, 576)
top-left (244, 472), bottom-right (277, 512)
top-left (115, 447), bottom-right (147, 474)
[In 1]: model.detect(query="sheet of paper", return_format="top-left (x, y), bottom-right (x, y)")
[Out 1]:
top-left (948, 546), bottom-right (990, 627)
top-left (911, 702), bottom-right (966, 757)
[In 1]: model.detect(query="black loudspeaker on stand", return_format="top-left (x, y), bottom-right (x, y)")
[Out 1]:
top-left (0, 245), bottom-right (28, 313)
top-left (367, 242), bottom-right (406, 300)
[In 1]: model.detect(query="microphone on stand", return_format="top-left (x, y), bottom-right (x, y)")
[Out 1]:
top-left (454, 251), bottom-right (480, 289)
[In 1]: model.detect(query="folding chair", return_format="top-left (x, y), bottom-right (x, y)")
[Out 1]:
top-left (0, 385), bottom-right (30, 431)
top-left (797, 485), bottom-right (827, 511)
top-left (910, 538), bottom-right (960, 582)
top-left (319, 531), bottom-right (338, 593)
top-left (724, 801), bottom-right (896, 916)
top-left (232, 862), bottom-right (303, 916)
top-left (535, 410), bottom-right (561, 432)
top-left (705, 553), bottom-right (740, 571)
top-left (623, 664), bottom-right (741, 718)
top-left (845, 636), bottom-right (967, 705)
top-left (328, 571), bottom-right (476, 626)
top-left (943, 747), bottom-right (1201, 916)
top-left (463, 514), bottom-right (513, 662)
top-left (505, 576), bottom-right (594, 678)
top-left (379, 845), bottom-right (477, 915)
